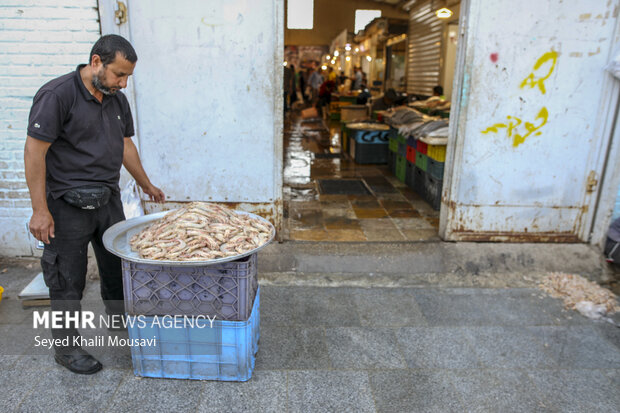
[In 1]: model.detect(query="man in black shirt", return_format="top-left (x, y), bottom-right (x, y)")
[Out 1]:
top-left (24, 35), bottom-right (164, 374)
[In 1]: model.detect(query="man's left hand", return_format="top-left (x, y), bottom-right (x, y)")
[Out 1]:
top-left (142, 184), bottom-right (165, 203)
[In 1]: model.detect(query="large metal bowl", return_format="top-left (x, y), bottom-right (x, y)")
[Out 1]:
top-left (102, 209), bottom-right (276, 266)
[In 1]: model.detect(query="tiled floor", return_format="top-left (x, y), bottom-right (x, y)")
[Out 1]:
top-left (283, 113), bottom-right (439, 242)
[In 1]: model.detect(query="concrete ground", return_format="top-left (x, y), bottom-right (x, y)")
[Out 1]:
top-left (0, 251), bottom-right (619, 413)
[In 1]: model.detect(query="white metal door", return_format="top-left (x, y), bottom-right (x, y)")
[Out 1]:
top-left (100, 0), bottom-right (283, 228)
top-left (440, 0), bottom-right (620, 242)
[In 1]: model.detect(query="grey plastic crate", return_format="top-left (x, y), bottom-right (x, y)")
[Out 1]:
top-left (427, 157), bottom-right (445, 180)
top-left (423, 173), bottom-right (443, 211)
top-left (412, 165), bottom-right (426, 197)
top-left (405, 160), bottom-right (416, 189)
top-left (387, 150), bottom-right (397, 175)
top-left (122, 253), bottom-right (258, 320)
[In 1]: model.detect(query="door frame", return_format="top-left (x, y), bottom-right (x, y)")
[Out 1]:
top-left (438, 0), bottom-right (470, 241)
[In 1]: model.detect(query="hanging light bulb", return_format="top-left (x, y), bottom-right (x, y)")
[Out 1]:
top-left (435, 8), bottom-right (453, 18)
top-left (355, 47), bottom-right (359, 53)
top-left (283, 61), bottom-right (288, 66)
top-left (326, 55), bottom-right (330, 60)
top-left (345, 56), bottom-right (351, 62)
top-left (321, 65), bottom-right (327, 70)
top-left (366, 55), bottom-right (372, 62)
top-left (345, 44), bottom-right (352, 51)
top-left (334, 50), bottom-right (339, 57)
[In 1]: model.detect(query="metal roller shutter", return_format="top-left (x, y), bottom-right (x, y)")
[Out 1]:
top-left (406, 0), bottom-right (443, 96)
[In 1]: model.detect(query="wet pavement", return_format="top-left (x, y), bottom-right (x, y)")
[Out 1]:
top-left (283, 113), bottom-right (439, 242)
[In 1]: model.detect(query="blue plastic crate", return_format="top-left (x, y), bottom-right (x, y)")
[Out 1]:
top-left (127, 287), bottom-right (260, 381)
top-left (348, 127), bottom-right (389, 144)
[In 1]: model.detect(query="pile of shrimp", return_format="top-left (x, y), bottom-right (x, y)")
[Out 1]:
top-left (129, 202), bottom-right (273, 261)
top-left (539, 272), bottom-right (620, 314)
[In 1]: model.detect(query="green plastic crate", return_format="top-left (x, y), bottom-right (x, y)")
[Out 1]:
top-left (388, 137), bottom-right (399, 153)
top-left (395, 154), bottom-right (406, 183)
top-left (415, 151), bottom-right (428, 172)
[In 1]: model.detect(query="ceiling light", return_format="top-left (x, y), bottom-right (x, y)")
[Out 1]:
top-left (345, 45), bottom-right (352, 51)
top-left (326, 55), bottom-right (330, 60)
top-left (366, 55), bottom-right (372, 62)
top-left (283, 61), bottom-right (288, 66)
top-left (435, 8), bottom-right (453, 19)
top-left (334, 50), bottom-right (339, 57)
top-left (321, 65), bottom-right (327, 70)
top-left (345, 56), bottom-right (351, 62)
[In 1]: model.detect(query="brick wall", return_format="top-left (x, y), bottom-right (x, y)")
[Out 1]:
top-left (0, 1), bottom-right (100, 256)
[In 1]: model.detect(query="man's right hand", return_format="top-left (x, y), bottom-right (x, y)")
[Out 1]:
top-left (29, 210), bottom-right (55, 244)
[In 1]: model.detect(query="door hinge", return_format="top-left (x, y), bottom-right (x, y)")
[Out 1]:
top-left (586, 170), bottom-right (598, 193)
top-left (115, 1), bottom-right (128, 25)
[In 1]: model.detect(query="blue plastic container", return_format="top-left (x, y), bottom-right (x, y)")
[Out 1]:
top-left (347, 124), bottom-right (390, 164)
top-left (127, 287), bottom-right (260, 381)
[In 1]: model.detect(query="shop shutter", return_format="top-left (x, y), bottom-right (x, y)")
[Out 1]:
top-left (406, 0), bottom-right (443, 96)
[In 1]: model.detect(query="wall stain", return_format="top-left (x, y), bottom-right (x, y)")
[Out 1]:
top-left (588, 47), bottom-right (601, 56)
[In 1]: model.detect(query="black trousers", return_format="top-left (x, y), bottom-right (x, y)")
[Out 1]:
top-left (40, 193), bottom-right (125, 352)
top-left (605, 237), bottom-right (620, 263)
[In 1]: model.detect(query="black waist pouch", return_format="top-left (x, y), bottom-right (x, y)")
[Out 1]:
top-left (62, 185), bottom-right (111, 210)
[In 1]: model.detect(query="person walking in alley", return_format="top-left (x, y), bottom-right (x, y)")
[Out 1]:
top-left (308, 66), bottom-right (324, 105)
top-left (283, 63), bottom-right (293, 112)
top-left (24, 34), bottom-right (164, 374)
top-left (289, 64), bottom-right (298, 108)
top-left (352, 66), bottom-right (363, 90)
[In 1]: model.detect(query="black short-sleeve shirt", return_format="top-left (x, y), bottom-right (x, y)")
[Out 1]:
top-left (27, 64), bottom-right (135, 199)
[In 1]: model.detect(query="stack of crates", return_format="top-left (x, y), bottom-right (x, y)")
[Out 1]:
top-left (121, 254), bottom-right (260, 381)
top-left (387, 127), bottom-right (398, 174)
top-left (405, 136), bottom-right (416, 188)
top-left (388, 129), bottom-right (407, 182)
top-left (408, 136), bottom-right (447, 210)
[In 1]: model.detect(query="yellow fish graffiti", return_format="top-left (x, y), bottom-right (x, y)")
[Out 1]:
top-left (519, 51), bottom-right (558, 95)
top-left (482, 107), bottom-right (549, 147)
top-left (482, 50), bottom-right (557, 147)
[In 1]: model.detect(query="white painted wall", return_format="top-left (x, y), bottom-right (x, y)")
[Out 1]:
top-left (122, 0), bottom-right (283, 205)
top-left (0, 0), bottom-right (100, 256)
top-left (440, 0), bottom-right (620, 242)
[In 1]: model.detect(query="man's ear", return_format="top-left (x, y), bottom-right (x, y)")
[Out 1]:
top-left (90, 54), bottom-right (102, 68)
